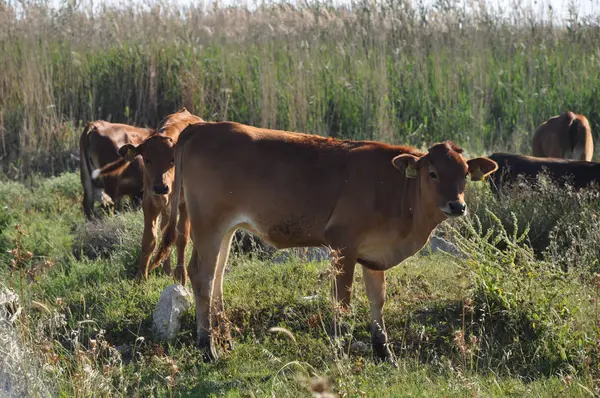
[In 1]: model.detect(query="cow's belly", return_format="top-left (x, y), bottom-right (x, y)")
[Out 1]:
top-left (229, 212), bottom-right (328, 250)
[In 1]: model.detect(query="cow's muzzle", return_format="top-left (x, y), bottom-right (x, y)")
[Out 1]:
top-left (153, 184), bottom-right (170, 195)
top-left (441, 201), bottom-right (467, 217)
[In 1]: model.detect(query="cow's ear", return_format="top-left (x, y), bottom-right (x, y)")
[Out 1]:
top-left (467, 157), bottom-right (498, 181)
top-left (392, 154), bottom-right (421, 179)
top-left (118, 144), bottom-right (139, 162)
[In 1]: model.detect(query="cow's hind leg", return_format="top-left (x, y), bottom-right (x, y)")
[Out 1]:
top-left (212, 229), bottom-right (236, 351)
top-left (188, 230), bottom-right (222, 362)
top-left (362, 266), bottom-right (396, 366)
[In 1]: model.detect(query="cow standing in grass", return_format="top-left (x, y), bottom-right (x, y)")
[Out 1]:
top-left (94, 108), bottom-right (204, 282)
top-left (79, 121), bottom-right (154, 219)
top-left (150, 121), bottom-right (498, 364)
top-left (532, 111), bottom-right (593, 161)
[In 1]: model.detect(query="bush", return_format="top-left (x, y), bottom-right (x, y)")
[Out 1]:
top-left (461, 176), bottom-right (600, 263)
top-left (446, 210), bottom-right (596, 377)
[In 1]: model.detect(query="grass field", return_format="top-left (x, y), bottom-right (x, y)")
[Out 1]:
top-left (3, 0), bottom-right (600, 396)
top-left (2, 171), bottom-right (600, 397)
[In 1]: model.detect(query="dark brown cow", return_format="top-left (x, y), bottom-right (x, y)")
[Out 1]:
top-left (150, 122), bottom-right (498, 363)
top-left (79, 121), bottom-right (153, 219)
top-left (532, 112), bottom-right (593, 161)
top-left (94, 108), bottom-right (204, 282)
top-left (488, 152), bottom-right (600, 195)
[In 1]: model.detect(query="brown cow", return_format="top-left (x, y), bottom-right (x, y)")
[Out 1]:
top-left (488, 152), bottom-right (600, 196)
top-left (79, 121), bottom-right (153, 219)
top-left (149, 122), bottom-right (498, 364)
top-left (94, 108), bottom-right (204, 282)
top-left (532, 111), bottom-right (593, 161)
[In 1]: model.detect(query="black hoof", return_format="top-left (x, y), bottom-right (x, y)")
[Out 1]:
top-left (372, 341), bottom-right (397, 367)
top-left (198, 336), bottom-right (219, 362)
top-left (224, 338), bottom-right (235, 352)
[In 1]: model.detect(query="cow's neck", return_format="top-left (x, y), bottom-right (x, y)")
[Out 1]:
top-left (400, 175), bottom-right (446, 255)
top-left (359, 176), bottom-right (445, 271)
top-left (412, 176), bottom-right (446, 234)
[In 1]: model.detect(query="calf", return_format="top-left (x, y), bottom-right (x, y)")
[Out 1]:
top-left (79, 121), bottom-right (153, 219)
top-left (94, 108), bottom-right (204, 282)
top-left (532, 111), bottom-right (593, 161)
top-left (150, 121), bottom-right (498, 364)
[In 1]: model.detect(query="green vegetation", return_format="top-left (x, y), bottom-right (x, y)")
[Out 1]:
top-left (2, 170), bottom-right (600, 396)
top-left (3, 0), bottom-right (600, 396)
top-left (1, 1), bottom-right (600, 177)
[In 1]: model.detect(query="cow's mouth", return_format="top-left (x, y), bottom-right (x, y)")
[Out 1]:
top-left (442, 210), bottom-right (466, 218)
top-left (440, 201), bottom-right (467, 218)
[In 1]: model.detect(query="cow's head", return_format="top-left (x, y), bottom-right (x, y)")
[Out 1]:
top-left (118, 135), bottom-right (175, 196)
top-left (392, 141), bottom-right (497, 218)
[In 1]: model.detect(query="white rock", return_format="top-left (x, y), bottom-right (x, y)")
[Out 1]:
top-left (152, 284), bottom-right (193, 341)
top-left (350, 340), bottom-right (370, 356)
top-left (421, 235), bottom-right (464, 258)
top-left (0, 287), bottom-right (21, 323)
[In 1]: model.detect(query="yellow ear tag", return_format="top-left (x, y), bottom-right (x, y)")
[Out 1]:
top-left (125, 148), bottom-right (136, 162)
top-left (405, 164), bottom-right (418, 179)
top-left (470, 167), bottom-right (484, 181)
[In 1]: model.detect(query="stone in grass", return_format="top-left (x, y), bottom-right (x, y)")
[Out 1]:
top-left (420, 235), bottom-right (465, 258)
top-left (0, 286), bottom-right (21, 323)
top-left (152, 284), bottom-right (193, 341)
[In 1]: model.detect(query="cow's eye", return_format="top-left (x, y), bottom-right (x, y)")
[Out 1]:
top-left (429, 172), bottom-right (437, 179)
top-left (144, 159), bottom-right (151, 165)
top-left (170, 159), bottom-right (175, 165)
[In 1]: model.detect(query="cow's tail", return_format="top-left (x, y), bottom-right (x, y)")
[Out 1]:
top-left (149, 136), bottom-right (186, 271)
top-left (79, 123), bottom-right (96, 219)
top-left (92, 157), bottom-right (130, 180)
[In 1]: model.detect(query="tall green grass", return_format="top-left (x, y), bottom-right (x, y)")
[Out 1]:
top-left (1, 1), bottom-right (600, 177)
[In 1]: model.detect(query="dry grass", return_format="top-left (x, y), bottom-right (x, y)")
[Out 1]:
top-left (2, 0), bottom-right (600, 177)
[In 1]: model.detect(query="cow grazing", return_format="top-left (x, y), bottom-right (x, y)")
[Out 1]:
top-left (488, 152), bottom-right (600, 195)
top-left (532, 111), bottom-right (593, 161)
top-left (149, 121), bottom-right (498, 363)
top-left (79, 121), bottom-right (153, 219)
top-left (94, 108), bottom-right (204, 282)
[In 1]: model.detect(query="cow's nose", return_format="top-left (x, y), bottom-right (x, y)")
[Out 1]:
top-left (153, 185), bottom-right (169, 195)
top-left (447, 201), bottom-right (467, 215)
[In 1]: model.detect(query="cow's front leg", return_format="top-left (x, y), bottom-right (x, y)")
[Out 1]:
top-left (325, 245), bottom-right (357, 354)
top-left (173, 200), bottom-right (190, 284)
top-left (136, 201), bottom-right (158, 281)
top-left (362, 266), bottom-right (396, 366)
top-left (158, 210), bottom-right (172, 275)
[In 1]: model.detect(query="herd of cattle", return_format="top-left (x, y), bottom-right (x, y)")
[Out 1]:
top-left (78, 108), bottom-right (596, 364)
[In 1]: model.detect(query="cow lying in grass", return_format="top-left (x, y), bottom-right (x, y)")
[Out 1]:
top-left (150, 121), bottom-right (498, 364)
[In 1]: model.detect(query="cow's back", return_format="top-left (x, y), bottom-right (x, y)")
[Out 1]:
top-left (532, 113), bottom-right (571, 158)
top-left (87, 122), bottom-right (151, 166)
top-left (179, 122), bottom-right (415, 248)
top-left (489, 152), bottom-right (600, 192)
top-left (532, 112), bottom-right (593, 161)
